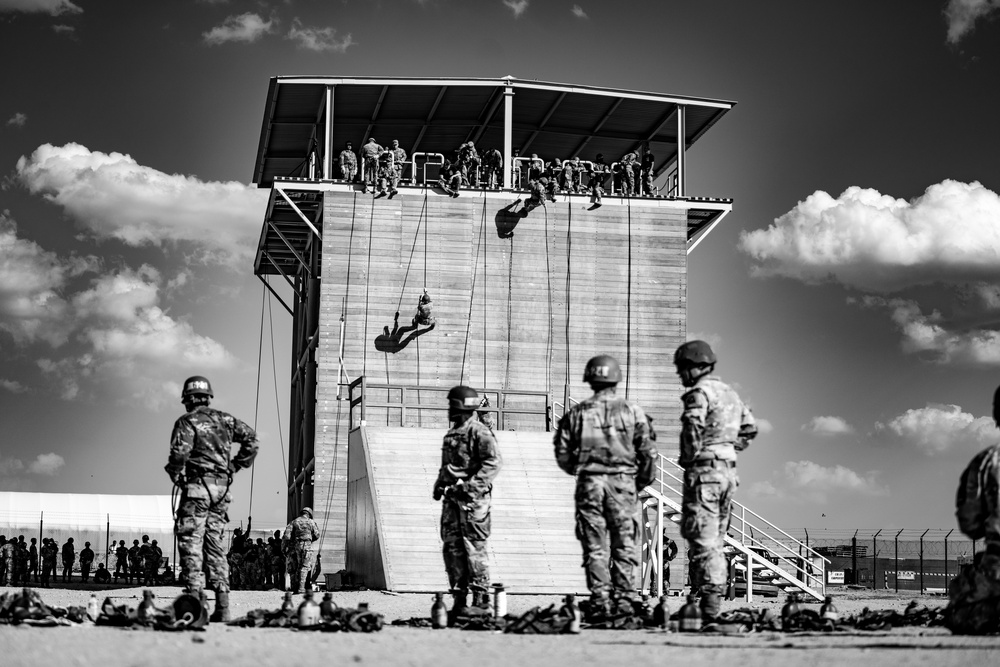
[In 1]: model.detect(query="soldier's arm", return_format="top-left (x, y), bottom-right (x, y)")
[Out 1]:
top-left (679, 389), bottom-right (708, 466)
top-left (553, 413), bottom-right (578, 475)
top-left (165, 419), bottom-right (194, 484)
top-left (633, 405), bottom-right (659, 489)
top-left (735, 401), bottom-right (758, 452)
top-left (466, 428), bottom-right (502, 498)
top-left (230, 417), bottom-right (259, 471)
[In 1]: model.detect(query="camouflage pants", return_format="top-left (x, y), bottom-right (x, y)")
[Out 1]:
top-left (295, 541), bottom-right (315, 591)
top-left (620, 166), bottom-right (635, 195)
top-left (575, 473), bottom-right (639, 602)
top-left (363, 157), bottom-right (378, 185)
top-left (440, 494), bottom-right (492, 594)
top-left (339, 164), bottom-right (357, 181)
top-left (681, 462), bottom-right (738, 597)
top-left (0, 557), bottom-right (7, 585)
top-left (41, 560), bottom-right (56, 585)
top-left (175, 479), bottom-right (230, 594)
top-left (285, 552), bottom-right (299, 591)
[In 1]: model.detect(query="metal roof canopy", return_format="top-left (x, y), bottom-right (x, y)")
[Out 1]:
top-left (252, 76), bottom-right (736, 189)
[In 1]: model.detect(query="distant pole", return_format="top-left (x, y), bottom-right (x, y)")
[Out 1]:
top-left (872, 529), bottom-right (882, 591)
top-left (919, 529), bottom-right (929, 593)
top-left (105, 514), bottom-right (110, 566)
top-left (39, 511), bottom-right (43, 547)
top-left (944, 529), bottom-right (953, 582)
top-left (851, 530), bottom-right (858, 585)
top-left (894, 529), bottom-right (903, 593)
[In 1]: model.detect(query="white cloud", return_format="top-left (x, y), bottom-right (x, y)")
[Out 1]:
top-left (856, 296), bottom-right (1000, 365)
top-left (740, 181), bottom-right (1000, 293)
top-left (6, 113), bottom-right (27, 128)
top-left (0, 378), bottom-right (28, 393)
top-left (874, 403), bottom-right (996, 455)
top-left (0, 451), bottom-right (24, 475)
top-left (0, 0), bottom-right (81, 16)
top-left (52, 23), bottom-right (73, 34)
top-left (749, 460), bottom-right (888, 502)
top-left (503, 0), bottom-right (528, 18)
top-left (945, 0), bottom-right (1000, 43)
top-left (27, 452), bottom-right (64, 475)
top-left (15, 143), bottom-right (267, 267)
top-left (802, 415), bottom-right (855, 436)
top-left (755, 418), bottom-right (774, 434)
top-left (287, 19), bottom-right (354, 52)
top-left (571, 4), bottom-right (587, 18)
top-left (202, 12), bottom-right (276, 45)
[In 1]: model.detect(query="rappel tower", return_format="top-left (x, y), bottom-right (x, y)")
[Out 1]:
top-left (251, 76), bottom-right (765, 596)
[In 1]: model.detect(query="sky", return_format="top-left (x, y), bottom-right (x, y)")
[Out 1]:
top-left (1, 0), bottom-right (1000, 537)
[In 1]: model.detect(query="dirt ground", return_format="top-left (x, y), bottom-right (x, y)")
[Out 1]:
top-left (3, 585), bottom-right (999, 666)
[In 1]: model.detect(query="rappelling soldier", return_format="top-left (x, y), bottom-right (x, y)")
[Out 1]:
top-left (165, 375), bottom-right (259, 622)
top-left (674, 340), bottom-right (757, 623)
top-left (433, 386), bottom-right (502, 618)
top-left (554, 355), bottom-right (657, 619)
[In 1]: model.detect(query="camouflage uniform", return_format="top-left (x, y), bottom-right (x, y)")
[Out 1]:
top-left (282, 512), bottom-right (319, 593)
top-left (12, 540), bottom-right (28, 585)
top-left (554, 387), bottom-right (657, 608)
top-left (114, 542), bottom-right (128, 581)
top-left (458, 142), bottom-right (481, 187)
top-left (390, 141), bottom-right (407, 191)
top-left (28, 540), bottom-right (38, 583)
top-left (360, 139), bottom-right (383, 190)
top-left (589, 156), bottom-right (608, 205)
top-left (437, 163), bottom-right (462, 198)
top-left (127, 541), bottom-right (142, 584)
top-left (482, 148), bottom-right (503, 188)
top-left (679, 374), bottom-right (756, 604)
top-left (270, 534), bottom-right (285, 590)
top-left (166, 405), bottom-right (258, 595)
top-left (640, 153), bottom-right (655, 195)
top-left (144, 541), bottom-right (162, 584)
top-left (618, 152), bottom-right (638, 196)
top-left (0, 538), bottom-right (12, 585)
top-left (433, 416), bottom-right (502, 597)
top-left (40, 540), bottom-right (57, 587)
top-left (338, 144), bottom-right (357, 181)
top-left (948, 441), bottom-right (1000, 633)
top-left (61, 539), bottom-right (75, 582)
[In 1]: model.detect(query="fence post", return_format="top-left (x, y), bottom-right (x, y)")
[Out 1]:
top-left (106, 514), bottom-right (111, 566)
top-left (872, 529), bottom-right (882, 591)
top-left (944, 529), bottom-right (953, 583)
top-left (919, 529), bottom-right (929, 593)
top-left (894, 529), bottom-right (903, 593)
top-left (851, 532), bottom-right (858, 585)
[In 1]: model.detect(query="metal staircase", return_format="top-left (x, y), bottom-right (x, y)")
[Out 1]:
top-left (640, 453), bottom-right (829, 601)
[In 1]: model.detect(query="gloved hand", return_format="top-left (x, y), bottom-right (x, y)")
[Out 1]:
top-left (432, 485), bottom-right (444, 501)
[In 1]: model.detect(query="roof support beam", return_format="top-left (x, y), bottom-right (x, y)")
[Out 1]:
top-left (467, 88), bottom-right (505, 146)
top-left (257, 274), bottom-right (294, 316)
top-left (519, 92), bottom-right (565, 154)
top-left (323, 86), bottom-right (333, 179)
top-left (275, 185), bottom-right (323, 240)
top-left (503, 83), bottom-right (514, 189)
top-left (362, 85), bottom-right (389, 145)
top-left (567, 98), bottom-right (623, 159)
top-left (410, 86), bottom-right (448, 157)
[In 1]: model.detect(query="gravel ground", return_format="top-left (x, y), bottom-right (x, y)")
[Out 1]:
top-left (3, 584), bottom-right (999, 667)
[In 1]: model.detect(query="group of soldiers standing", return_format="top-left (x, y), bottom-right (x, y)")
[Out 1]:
top-left (110, 536), bottom-right (165, 585)
top-left (432, 340), bottom-right (757, 623)
top-left (225, 510), bottom-right (320, 594)
top-left (1, 534), bottom-right (160, 587)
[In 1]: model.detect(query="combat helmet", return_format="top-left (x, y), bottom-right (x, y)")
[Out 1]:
top-left (447, 386), bottom-right (480, 413)
top-left (583, 355), bottom-right (622, 384)
top-left (673, 340), bottom-right (717, 368)
top-left (181, 375), bottom-right (213, 399)
top-left (300, 507), bottom-right (313, 518)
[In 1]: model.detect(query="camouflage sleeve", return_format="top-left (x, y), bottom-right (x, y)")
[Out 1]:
top-left (679, 388), bottom-right (708, 466)
top-left (553, 413), bottom-right (578, 476)
top-left (632, 404), bottom-right (659, 489)
top-left (467, 426), bottom-right (502, 498)
top-left (230, 416), bottom-right (259, 472)
top-left (735, 401), bottom-right (758, 452)
top-left (310, 519), bottom-right (320, 542)
top-left (165, 418), bottom-right (195, 483)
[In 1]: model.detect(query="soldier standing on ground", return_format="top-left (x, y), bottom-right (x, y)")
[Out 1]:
top-left (165, 375), bottom-right (259, 622)
top-left (554, 355), bottom-right (657, 619)
top-left (270, 529), bottom-right (285, 590)
top-left (28, 537), bottom-right (38, 583)
top-left (61, 537), bottom-right (75, 583)
top-left (433, 386), bottom-right (502, 617)
top-left (674, 340), bottom-right (757, 623)
top-left (338, 141), bottom-right (357, 182)
top-left (79, 541), bottom-right (95, 582)
top-left (13, 537), bottom-right (28, 585)
top-left (114, 540), bottom-right (128, 582)
top-left (40, 538), bottom-right (57, 587)
top-left (282, 508), bottom-right (319, 593)
top-left (0, 536), bottom-right (10, 586)
top-left (127, 539), bottom-right (141, 584)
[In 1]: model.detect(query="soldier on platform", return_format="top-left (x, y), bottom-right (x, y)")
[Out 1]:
top-left (338, 141), bottom-right (357, 182)
top-left (390, 139), bottom-right (407, 195)
top-left (640, 152), bottom-right (655, 196)
top-left (458, 142), bottom-right (481, 187)
top-left (673, 340), bottom-right (757, 622)
top-left (618, 151), bottom-right (638, 196)
top-left (437, 161), bottom-right (462, 198)
top-left (433, 386), bottom-right (502, 617)
top-left (282, 508), bottom-right (319, 593)
top-left (79, 541), bottom-right (95, 582)
top-left (482, 147), bottom-right (502, 188)
top-left (554, 355), bottom-right (657, 619)
top-left (589, 154), bottom-right (608, 206)
top-left (544, 158), bottom-right (563, 197)
top-left (165, 375), bottom-right (259, 622)
top-left (361, 138), bottom-right (383, 193)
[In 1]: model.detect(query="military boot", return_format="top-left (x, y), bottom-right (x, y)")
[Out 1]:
top-left (450, 591), bottom-right (468, 616)
top-left (209, 590), bottom-right (230, 623)
top-left (700, 592), bottom-right (720, 623)
top-left (463, 590), bottom-right (491, 617)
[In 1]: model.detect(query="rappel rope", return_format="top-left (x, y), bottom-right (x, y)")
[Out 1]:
top-left (460, 197), bottom-right (488, 383)
top-left (249, 285), bottom-right (267, 517)
top-left (625, 200), bottom-right (633, 399)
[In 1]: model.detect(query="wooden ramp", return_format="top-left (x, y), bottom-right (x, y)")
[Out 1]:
top-left (346, 425), bottom-right (588, 594)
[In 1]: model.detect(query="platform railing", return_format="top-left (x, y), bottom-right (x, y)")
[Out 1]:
top-left (347, 376), bottom-right (553, 431)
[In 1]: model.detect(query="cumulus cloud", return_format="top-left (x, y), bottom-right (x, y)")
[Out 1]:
top-left (52, 23), bottom-right (73, 34)
top-left (1, 378), bottom-right (28, 393)
top-left (755, 418), bottom-right (774, 434)
top-left (856, 296), bottom-right (1000, 365)
top-left (15, 143), bottom-right (267, 267)
top-left (27, 452), bottom-right (64, 475)
top-left (6, 113), bottom-right (27, 128)
top-left (749, 460), bottom-right (888, 503)
top-left (802, 415), bottom-right (855, 436)
top-left (503, 0), bottom-right (528, 18)
top-left (287, 19), bottom-right (353, 52)
top-left (945, 0), bottom-right (1000, 43)
top-left (202, 12), bottom-right (276, 45)
top-left (740, 181), bottom-right (1000, 293)
top-left (874, 403), bottom-right (995, 455)
top-left (0, 0), bottom-right (81, 15)
top-left (571, 4), bottom-right (587, 18)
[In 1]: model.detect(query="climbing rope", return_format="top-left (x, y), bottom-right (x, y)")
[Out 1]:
top-left (249, 285), bottom-right (267, 516)
top-left (625, 200), bottom-right (633, 399)
top-left (460, 196), bottom-right (488, 383)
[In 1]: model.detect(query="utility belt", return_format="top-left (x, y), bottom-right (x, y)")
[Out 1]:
top-left (686, 457), bottom-right (736, 470)
top-left (187, 470), bottom-right (231, 484)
